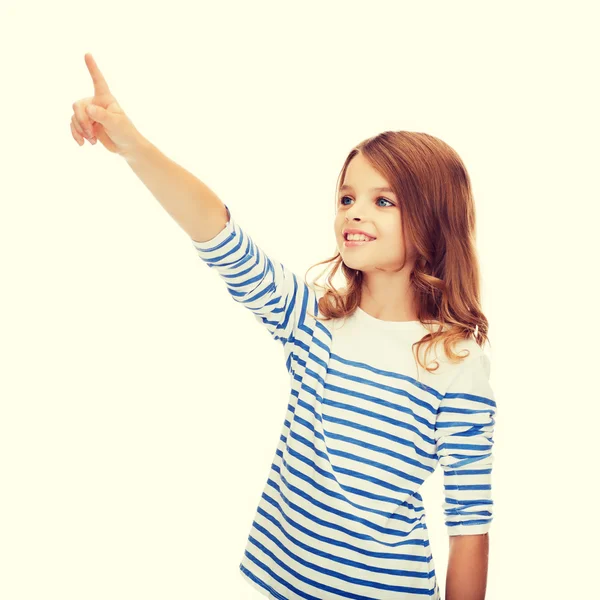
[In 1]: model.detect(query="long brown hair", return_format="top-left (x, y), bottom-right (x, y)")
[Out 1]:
top-left (304, 130), bottom-right (491, 376)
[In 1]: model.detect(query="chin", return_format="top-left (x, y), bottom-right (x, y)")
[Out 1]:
top-left (342, 259), bottom-right (362, 271)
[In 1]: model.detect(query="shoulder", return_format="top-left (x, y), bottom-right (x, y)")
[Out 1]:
top-left (442, 337), bottom-right (491, 379)
top-left (418, 335), bottom-right (491, 390)
top-left (440, 339), bottom-right (495, 409)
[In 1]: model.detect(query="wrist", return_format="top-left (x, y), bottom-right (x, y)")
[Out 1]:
top-left (122, 132), bottom-right (152, 164)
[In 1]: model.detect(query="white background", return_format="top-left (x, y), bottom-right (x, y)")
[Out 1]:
top-left (2, 1), bottom-right (599, 598)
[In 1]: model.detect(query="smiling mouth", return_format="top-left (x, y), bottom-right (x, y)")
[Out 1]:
top-left (344, 237), bottom-right (376, 246)
top-left (343, 234), bottom-right (377, 241)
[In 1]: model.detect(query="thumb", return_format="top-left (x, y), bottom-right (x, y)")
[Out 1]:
top-left (86, 104), bottom-right (106, 123)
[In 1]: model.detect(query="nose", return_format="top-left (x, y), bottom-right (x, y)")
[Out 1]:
top-left (346, 216), bottom-right (362, 224)
top-left (345, 207), bottom-right (363, 221)
top-left (345, 203), bottom-right (366, 221)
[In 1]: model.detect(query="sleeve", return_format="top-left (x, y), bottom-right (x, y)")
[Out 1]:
top-left (190, 204), bottom-right (313, 364)
top-left (434, 350), bottom-right (497, 536)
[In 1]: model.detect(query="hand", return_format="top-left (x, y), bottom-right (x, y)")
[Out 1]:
top-left (70, 53), bottom-right (144, 157)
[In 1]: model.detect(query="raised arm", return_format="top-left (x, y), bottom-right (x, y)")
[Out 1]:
top-left (71, 53), bottom-right (317, 365)
top-left (71, 52), bottom-right (230, 242)
top-left (123, 137), bottom-right (230, 243)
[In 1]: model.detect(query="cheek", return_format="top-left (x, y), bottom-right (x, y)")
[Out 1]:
top-left (378, 237), bottom-right (408, 258)
top-left (334, 217), bottom-right (344, 235)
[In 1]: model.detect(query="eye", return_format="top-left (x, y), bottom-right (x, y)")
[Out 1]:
top-left (339, 195), bottom-right (394, 207)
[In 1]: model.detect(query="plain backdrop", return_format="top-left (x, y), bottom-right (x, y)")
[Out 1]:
top-left (2, 1), bottom-right (599, 599)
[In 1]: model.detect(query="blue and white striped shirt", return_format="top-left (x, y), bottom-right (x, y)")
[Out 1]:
top-left (192, 205), bottom-right (496, 600)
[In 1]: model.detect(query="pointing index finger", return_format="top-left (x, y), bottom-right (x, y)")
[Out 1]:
top-left (84, 53), bottom-right (111, 95)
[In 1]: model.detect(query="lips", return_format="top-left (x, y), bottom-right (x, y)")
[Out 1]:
top-left (343, 229), bottom-right (376, 240)
top-left (343, 236), bottom-right (376, 248)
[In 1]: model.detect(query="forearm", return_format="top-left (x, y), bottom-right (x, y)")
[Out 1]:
top-left (123, 136), bottom-right (229, 243)
top-left (445, 533), bottom-right (489, 600)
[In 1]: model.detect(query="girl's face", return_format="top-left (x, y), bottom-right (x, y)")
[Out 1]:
top-left (334, 153), bottom-right (415, 275)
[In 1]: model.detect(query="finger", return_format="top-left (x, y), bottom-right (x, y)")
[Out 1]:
top-left (72, 101), bottom-right (94, 138)
top-left (70, 122), bottom-right (84, 146)
top-left (84, 52), bottom-right (111, 97)
top-left (71, 113), bottom-right (95, 143)
top-left (71, 113), bottom-right (86, 137)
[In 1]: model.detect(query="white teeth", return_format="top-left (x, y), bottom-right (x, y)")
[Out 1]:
top-left (346, 233), bottom-right (374, 241)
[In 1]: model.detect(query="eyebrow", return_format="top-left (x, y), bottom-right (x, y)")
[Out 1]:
top-left (340, 184), bottom-right (395, 194)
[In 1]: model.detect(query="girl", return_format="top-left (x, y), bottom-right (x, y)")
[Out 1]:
top-left (72, 53), bottom-right (496, 600)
